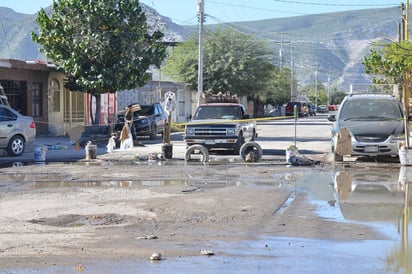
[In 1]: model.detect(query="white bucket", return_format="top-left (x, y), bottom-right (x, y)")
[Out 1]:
top-left (286, 148), bottom-right (298, 163)
top-left (399, 149), bottom-right (412, 166)
top-left (34, 146), bottom-right (47, 161)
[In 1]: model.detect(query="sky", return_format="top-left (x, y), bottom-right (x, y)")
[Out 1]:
top-left (0, 0), bottom-right (402, 24)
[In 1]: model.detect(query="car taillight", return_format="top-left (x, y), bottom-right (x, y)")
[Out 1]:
top-left (30, 121), bottom-right (36, 128)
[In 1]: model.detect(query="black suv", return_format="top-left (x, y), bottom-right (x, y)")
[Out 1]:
top-left (115, 103), bottom-right (167, 140)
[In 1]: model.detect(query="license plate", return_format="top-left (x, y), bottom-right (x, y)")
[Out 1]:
top-left (364, 146), bottom-right (378, 153)
top-left (205, 140), bottom-right (216, 145)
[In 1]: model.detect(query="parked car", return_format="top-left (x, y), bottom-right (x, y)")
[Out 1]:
top-left (307, 103), bottom-right (316, 116)
top-left (327, 105), bottom-right (337, 111)
top-left (317, 105), bottom-right (329, 113)
top-left (115, 103), bottom-right (167, 140)
top-left (0, 105), bottom-right (36, 156)
top-left (327, 93), bottom-right (407, 161)
top-left (285, 102), bottom-right (305, 117)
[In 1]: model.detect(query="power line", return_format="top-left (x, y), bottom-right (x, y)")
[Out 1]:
top-left (270, 0), bottom-right (399, 8)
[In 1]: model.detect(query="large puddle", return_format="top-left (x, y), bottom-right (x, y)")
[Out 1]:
top-left (2, 164), bottom-right (411, 273)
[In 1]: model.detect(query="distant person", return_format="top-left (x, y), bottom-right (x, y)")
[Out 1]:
top-left (120, 105), bottom-right (134, 150)
top-left (124, 104), bottom-right (137, 140)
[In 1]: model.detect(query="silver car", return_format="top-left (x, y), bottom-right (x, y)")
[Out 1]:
top-left (0, 105), bottom-right (36, 156)
top-left (328, 93), bottom-right (406, 161)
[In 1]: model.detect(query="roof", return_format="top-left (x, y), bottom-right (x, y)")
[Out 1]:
top-left (199, 103), bottom-right (242, 107)
top-left (346, 93), bottom-right (398, 100)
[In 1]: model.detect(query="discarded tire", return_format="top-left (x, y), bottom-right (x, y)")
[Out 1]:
top-left (240, 142), bottom-right (263, 162)
top-left (185, 145), bottom-right (209, 162)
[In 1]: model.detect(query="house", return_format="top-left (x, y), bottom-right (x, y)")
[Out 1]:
top-left (116, 80), bottom-right (193, 123)
top-left (0, 59), bottom-right (86, 136)
top-left (0, 59), bottom-right (194, 137)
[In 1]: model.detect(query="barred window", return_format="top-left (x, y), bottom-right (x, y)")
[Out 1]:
top-left (31, 82), bottom-right (42, 117)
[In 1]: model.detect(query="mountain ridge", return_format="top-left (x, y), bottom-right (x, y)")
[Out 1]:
top-left (0, 5), bottom-right (401, 90)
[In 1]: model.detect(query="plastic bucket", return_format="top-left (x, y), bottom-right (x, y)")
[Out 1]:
top-left (85, 144), bottom-right (97, 160)
top-left (162, 144), bottom-right (173, 159)
top-left (34, 146), bottom-right (46, 161)
top-left (286, 148), bottom-right (298, 163)
top-left (399, 149), bottom-right (412, 166)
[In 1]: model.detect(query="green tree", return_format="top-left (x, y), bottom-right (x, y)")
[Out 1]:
top-left (362, 40), bottom-right (412, 86)
top-left (263, 67), bottom-right (292, 106)
top-left (308, 89), bottom-right (328, 105)
top-left (164, 28), bottom-right (275, 98)
top-left (32, 0), bottom-right (166, 124)
top-left (329, 90), bottom-right (346, 105)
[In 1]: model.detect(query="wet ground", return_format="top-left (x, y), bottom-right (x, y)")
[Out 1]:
top-left (0, 162), bottom-right (410, 274)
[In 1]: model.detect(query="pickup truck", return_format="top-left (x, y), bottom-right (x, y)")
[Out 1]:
top-left (184, 103), bottom-right (257, 154)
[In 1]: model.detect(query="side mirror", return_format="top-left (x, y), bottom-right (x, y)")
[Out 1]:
top-left (327, 115), bottom-right (336, 122)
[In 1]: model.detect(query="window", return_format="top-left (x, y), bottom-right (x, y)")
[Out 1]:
top-left (0, 107), bottom-right (16, 122)
top-left (31, 82), bottom-right (42, 117)
top-left (50, 79), bottom-right (61, 112)
top-left (64, 90), bottom-right (85, 123)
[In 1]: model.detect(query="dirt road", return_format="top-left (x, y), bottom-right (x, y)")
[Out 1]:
top-left (0, 162), bottom-right (382, 272)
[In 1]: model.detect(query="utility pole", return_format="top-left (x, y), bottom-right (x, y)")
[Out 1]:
top-left (290, 45), bottom-right (294, 101)
top-left (278, 32), bottom-right (287, 67)
top-left (315, 63), bottom-right (318, 109)
top-left (197, 0), bottom-right (205, 107)
top-left (402, 1), bottom-right (410, 147)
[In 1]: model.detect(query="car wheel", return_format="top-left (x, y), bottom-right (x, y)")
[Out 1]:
top-left (149, 125), bottom-right (157, 140)
top-left (7, 135), bottom-right (25, 156)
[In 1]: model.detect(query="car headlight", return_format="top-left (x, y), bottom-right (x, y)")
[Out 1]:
top-left (227, 128), bottom-right (236, 135)
top-left (391, 133), bottom-right (406, 143)
top-left (140, 118), bottom-right (149, 124)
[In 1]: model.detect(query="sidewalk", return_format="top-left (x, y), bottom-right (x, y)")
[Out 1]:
top-left (26, 135), bottom-right (189, 163)
top-left (0, 132), bottom-right (329, 164)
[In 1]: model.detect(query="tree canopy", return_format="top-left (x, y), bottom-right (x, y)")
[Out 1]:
top-left (362, 40), bottom-right (412, 86)
top-left (32, 0), bottom-right (167, 123)
top-left (164, 28), bottom-right (284, 103)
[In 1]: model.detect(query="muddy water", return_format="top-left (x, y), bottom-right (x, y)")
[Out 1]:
top-left (2, 164), bottom-right (411, 273)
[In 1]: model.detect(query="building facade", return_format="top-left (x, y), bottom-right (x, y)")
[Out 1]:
top-left (0, 59), bottom-right (193, 137)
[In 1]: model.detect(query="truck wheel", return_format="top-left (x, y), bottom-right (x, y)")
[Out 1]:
top-left (251, 129), bottom-right (257, 141)
top-left (234, 134), bottom-right (245, 155)
top-left (185, 145), bottom-right (209, 162)
top-left (240, 142), bottom-right (262, 162)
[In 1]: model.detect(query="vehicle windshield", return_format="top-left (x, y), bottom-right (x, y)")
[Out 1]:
top-left (339, 98), bottom-right (403, 121)
top-left (194, 106), bottom-right (241, 120)
top-left (135, 106), bottom-right (154, 116)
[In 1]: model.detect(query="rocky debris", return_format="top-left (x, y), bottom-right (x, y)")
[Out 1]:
top-left (201, 249), bottom-right (215, 256)
top-left (150, 252), bottom-right (162, 261)
top-left (136, 234), bottom-right (158, 240)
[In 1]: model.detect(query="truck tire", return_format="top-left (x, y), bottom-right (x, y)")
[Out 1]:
top-left (240, 142), bottom-right (262, 162)
top-left (185, 145), bottom-right (209, 162)
top-left (234, 133), bottom-right (245, 155)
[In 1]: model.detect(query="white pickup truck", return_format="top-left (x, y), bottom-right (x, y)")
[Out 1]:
top-left (184, 103), bottom-right (257, 154)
